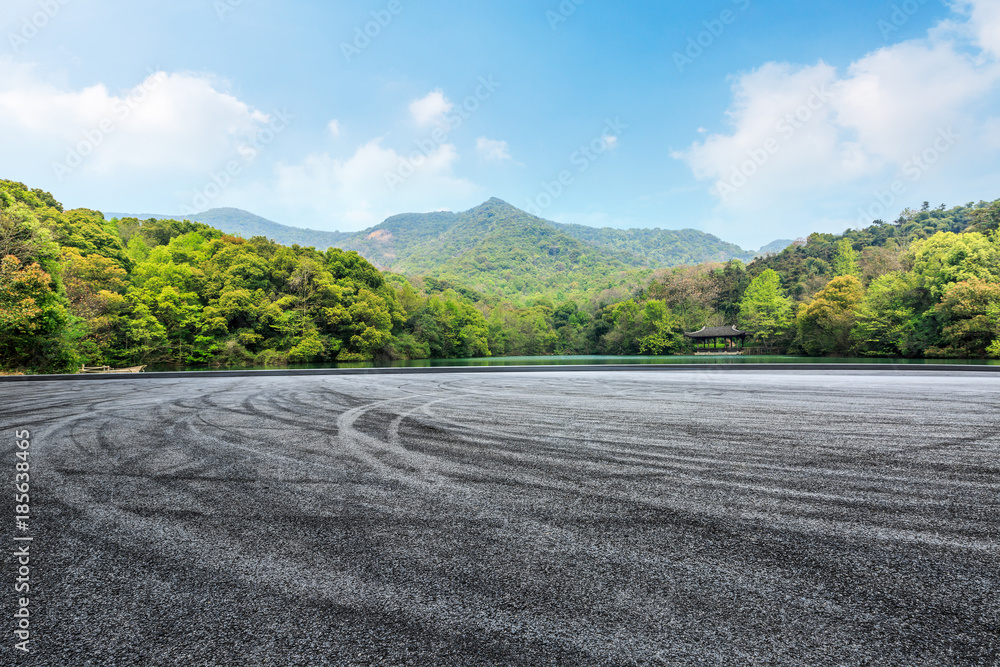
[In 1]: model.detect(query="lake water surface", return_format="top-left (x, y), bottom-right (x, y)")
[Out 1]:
top-left (149, 354), bottom-right (1000, 373)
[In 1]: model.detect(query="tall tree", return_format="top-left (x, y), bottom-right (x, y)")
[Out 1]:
top-left (832, 238), bottom-right (861, 279)
top-left (0, 256), bottom-right (73, 371)
top-left (738, 269), bottom-right (794, 350)
top-left (711, 259), bottom-right (749, 324)
top-left (924, 278), bottom-right (1000, 358)
top-left (910, 231), bottom-right (1000, 299)
top-left (796, 275), bottom-right (864, 356)
top-left (970, 200), bottom-right (1000, 233)
top-left (852, 272), bottom-right (920, 357)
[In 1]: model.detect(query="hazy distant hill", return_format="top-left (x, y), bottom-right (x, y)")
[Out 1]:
top-left (106, 207), bottom-right (351, 249)
top-left (108, 199), bottom-right (762, 297)
top-left (759, 238), bottom-right (794, 254)
top-left (557, 223), bottom-right (757, 265)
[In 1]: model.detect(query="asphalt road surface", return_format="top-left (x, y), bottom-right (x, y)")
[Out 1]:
top-left (2, 370), bottom-right (998, 666)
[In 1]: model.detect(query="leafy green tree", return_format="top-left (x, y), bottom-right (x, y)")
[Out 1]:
top-left (910, 232), bottom-right (1000, 299)
top-left (55, 209), bottom-right (131, 269)
top-left (924, 279), bottom-right (1000, 358)
top-left (832, 239), bottom-right (861, 279)
top-left (123, 302), bottom-right (168, 362)
top-left (796, 275), bottom-right (864, 356)
top-left (738, 269), bottom-right (794, 350)
top-left (969, 200), bottom-right (1000, 233)
top-left (288, 333), bottom-right (326, 363)
top-left (0, 207), bottom-right (58, 268)
top-left (127, 284), bottom-right (203, 362)
top-left (646, 265), bottom-right (716, 331)
top-left (989, 338), bottom-right (1000, 359)
top-left (711, 260), bottom-right (749, 323)
top-left (61, 248), bottom-right (130, 364)
top-left (412, 296), bottom-right (491, 359)
top-left (601, 300), bottom-right (642, 355)
top-left (552, 300), bottom-right (593, 353)
top-left (859, 239), bottom-right (904, 284)
top-left (600, 299), bottom-right (683, 355)
top-left (344, 289), bottom-right (397, 359)
top-left (204, 241), bottom-right (272, 298)
top-left (637, 300), bottom-right (683, 354)
top-left (852, 272), bottom-right (920, 357)
top-left (0, 256), bottom-right (73, 371)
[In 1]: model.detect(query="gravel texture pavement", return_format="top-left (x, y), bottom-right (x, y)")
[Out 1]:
top-left (1, 370), bottom-right (998, 666)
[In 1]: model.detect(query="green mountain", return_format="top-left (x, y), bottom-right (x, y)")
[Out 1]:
top-left (346, 199), bottom-right (645, 297)
top-left (108, 199), bottom-right (759, 298)
top-left (106, 207), bottom-right (351, 249)
top-left (556, 223), bottom-right (757, 266)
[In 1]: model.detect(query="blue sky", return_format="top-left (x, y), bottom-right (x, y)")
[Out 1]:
top-left (1, 0), bottom-right (998, 248)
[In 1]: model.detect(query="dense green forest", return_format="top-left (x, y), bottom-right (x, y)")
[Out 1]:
top-left (1, 178), bottom-right (998, 373)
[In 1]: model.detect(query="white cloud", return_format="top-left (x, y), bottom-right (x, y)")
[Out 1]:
top-left (674, 61), bottom-right (866, 208)
top-left (476, 137), bottom-right (513, 162)
top-left (238, 138), bottom-right (480, 230)
top-left (0, 58), bottom-right (269, 179)
top-left (834, 40), bottom-right (998, 161)
top-left (327, 119), bottom-right (341, 137)
top-left (955, 0), bottom-right (1000, 58)
top-left (409, 89), bottom-right (452, 126)
top-left (674, 4), bottom-right (1000, 243)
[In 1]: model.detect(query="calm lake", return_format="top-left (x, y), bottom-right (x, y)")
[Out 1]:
top-left (148, 355), bottom-right (1000, 373)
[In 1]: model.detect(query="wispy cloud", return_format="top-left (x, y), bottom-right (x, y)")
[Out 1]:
top-left (0, 58), bottom-right (270, 178)
top-left (409, 89), bottom-right (453, 127)
top-left (476, 137), bottom-right (515, 162)
top-left (673, 4), bottom-right (1000, 242)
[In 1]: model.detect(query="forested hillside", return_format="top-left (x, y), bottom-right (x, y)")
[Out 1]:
top-left (117, 199), bottom-right (761, 298)
top-left (557, 223), bottom-right (757, 266)
top-left (107, 207), bottom-right (353, 250)
top-left (347, 199), bottom-right (647, 299)
top-left (2, 179), bottom-right (998, 374)
top-left (345, 198), bottom-right (761, 274)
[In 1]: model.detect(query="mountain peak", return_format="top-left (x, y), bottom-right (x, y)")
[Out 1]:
top-left (468, 197), bottom-right (521, 214)
top-left (460, 198), bottom-right (542, 229)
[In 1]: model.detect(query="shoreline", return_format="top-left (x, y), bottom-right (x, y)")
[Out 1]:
top-left (3, 361), bottom-right (1000, 382)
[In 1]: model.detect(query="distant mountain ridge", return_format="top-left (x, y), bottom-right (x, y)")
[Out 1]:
top-left (107, 199), bottom-right (769, 297)
top-left (106, 207), bottom-right (351, 249)
top-left (108, 200), bottom-right (768, 259)
top-left (759, 238), bottom-right (794, 254)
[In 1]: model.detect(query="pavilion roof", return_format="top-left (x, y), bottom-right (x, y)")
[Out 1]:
top-left (683, 325), bottom-right (747, 339)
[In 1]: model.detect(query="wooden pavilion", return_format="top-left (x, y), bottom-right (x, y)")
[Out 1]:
top-left (683, 325), bottom-right (748, 355)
